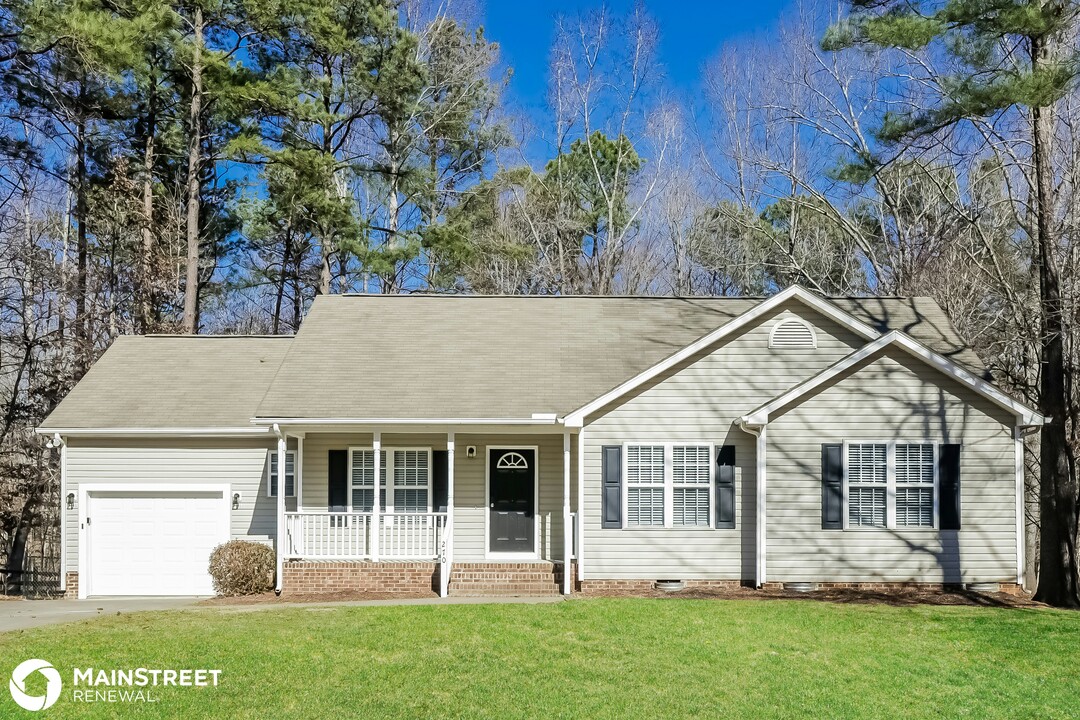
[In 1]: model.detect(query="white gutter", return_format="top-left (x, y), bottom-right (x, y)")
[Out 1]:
top-left (36, 427), bottom-right (272, 437)
top-left (251, 417), bottom-right (560, 426)
top-left (739, 419), bottom-right (767, 588)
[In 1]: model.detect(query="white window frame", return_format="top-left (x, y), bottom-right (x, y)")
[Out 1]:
top-left (347, 446), bottom-right (432, 514)
top-left (622, 442), bottom-right (715, 529)
top-left (842, 440), bottom-right (938, 531)
top-left (266, 450), bottom-right (296, 498)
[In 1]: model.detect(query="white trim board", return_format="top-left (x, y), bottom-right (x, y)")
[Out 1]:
top-left (37, 427), bottom-right (271, 437)
top-left (563, 286), bottom-right (880, 427)
top-left (740, 330), bottom-right (1044, 428)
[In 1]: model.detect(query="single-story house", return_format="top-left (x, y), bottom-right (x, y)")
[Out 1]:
top-left (38, 286), bottom-right (1042, 598)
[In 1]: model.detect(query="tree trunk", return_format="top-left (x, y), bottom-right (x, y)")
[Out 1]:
top-left (138, 86), bottom-right (157, 334)
top-left (182, 5), bottom-right (204, 334)
top-left (1030, 35), bottom-right (1079, 608)
top-left (74, 87), bottom-right (89, 375)
top-left (273, 230), bottom-right (291, 335)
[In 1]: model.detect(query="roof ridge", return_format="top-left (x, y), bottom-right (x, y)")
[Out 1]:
top-left (324, 293), bottom-right (926, 301)
top-left (140, 334), bottom-right (294, 339)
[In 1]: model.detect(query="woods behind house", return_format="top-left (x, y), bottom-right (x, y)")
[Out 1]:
top-left (1, 0), bottom-right (1079, 603)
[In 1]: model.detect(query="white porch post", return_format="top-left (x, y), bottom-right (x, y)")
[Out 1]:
top-left (371, 431), bottom-right (381, 562)
top-left (562, 430), bottom-right (572, 595)
top-left (576, 428), bottom-right (585, 582)
top-left (442, 432), bottom-right (455, 598)
top-left (275, 425), bottom-right (286, 592)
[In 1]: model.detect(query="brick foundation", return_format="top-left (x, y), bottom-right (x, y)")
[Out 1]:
top-left (281, 560), bottom-right (575, 596)
top-left (762, 581), bottom-right (1024, 595)
top-left (281, 561), bottom-right (438, 595)
top-left (64, 572), bottom-right (79, 599)
top-left (579, 579), bottom-right (743, 594)
top-left (582, 579), bottom-right (1024, 596)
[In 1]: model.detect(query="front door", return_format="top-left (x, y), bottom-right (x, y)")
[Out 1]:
top-left (489, 448), bottom-right (535, 553)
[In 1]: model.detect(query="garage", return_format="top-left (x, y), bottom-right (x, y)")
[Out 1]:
top-left (82, 485), bottom-right (229, 597)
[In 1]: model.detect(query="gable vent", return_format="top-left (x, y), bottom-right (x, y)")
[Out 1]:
top-left (769, 318), bottom-right (817, 349)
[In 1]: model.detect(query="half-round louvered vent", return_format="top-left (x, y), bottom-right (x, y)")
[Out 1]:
top-left (769, 318), bottom-right (817, 349)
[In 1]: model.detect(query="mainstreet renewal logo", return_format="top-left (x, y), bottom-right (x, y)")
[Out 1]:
top-left (9, 659), bottom-right (61, 711)
top-left (8, 660), bottom-right (222, 710)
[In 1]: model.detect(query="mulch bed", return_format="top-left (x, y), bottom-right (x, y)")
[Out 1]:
top-left (576, 585), bottom-right (1045, 608)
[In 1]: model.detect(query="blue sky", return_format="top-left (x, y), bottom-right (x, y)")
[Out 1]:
top-left (483, 0), bottom-right (791, 115)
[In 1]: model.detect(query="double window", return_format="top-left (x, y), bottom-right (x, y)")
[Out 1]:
top-left (267, 451), bottom-right (296, 498)
top-left (348, 448), bottom-right (431, 514)
top-left (845, 442), bottom-right (936, 529)
top-left (625, 443), bottom-right (713, 527)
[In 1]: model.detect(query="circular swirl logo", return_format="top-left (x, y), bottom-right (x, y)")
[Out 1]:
top-left (9, 659), bottom-right (62, 711)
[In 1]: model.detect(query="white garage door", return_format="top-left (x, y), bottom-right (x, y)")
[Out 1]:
top-left (88, 490), bottom-right (228, 596)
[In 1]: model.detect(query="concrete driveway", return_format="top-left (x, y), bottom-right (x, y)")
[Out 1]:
top-left (0, 598), bottom-right (201, 632)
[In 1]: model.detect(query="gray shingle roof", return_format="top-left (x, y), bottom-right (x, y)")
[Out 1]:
top-left (40, 294), bottom-right (987, 429)
top-left (40, 336), bottom-right (292, 429)
top-left (253, 294), bottom-right (986, 421)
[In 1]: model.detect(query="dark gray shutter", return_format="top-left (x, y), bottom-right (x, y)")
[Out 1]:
top-left (432, 450), bottom-right (449, 513)
top-left (939, 444), bottom-right (961, 530)
top-left (328, 450), bottom-right (348, 512)
top-left (716, 445), bottom-right (736, 529)
top-left (821, 444), bottom-right (843, 529)
top-left (601, 445), bottom-right (622, 529)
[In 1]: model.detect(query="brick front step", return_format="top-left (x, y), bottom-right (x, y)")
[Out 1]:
top-left (449, 562), bottom-right (565, 597)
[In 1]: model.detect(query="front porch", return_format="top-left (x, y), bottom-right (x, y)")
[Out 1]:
top-left (270, 428), bottom-right (581, 597)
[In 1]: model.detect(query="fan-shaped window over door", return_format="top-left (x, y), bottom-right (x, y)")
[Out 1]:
top-left (496, 451), bottom-right (530, 471)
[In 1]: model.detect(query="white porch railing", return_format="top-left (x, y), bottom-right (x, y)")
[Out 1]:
top-left (284, 512), bottom-right (448, 561)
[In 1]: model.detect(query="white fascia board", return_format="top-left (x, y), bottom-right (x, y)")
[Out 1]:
top-left (251, 416), bottom-right (560, 426)
top-left (741, 331), bottom-right (1045, 427)
top-left (564, 286), bottom-right (881, 425)
top-left (35, 426), bottom-right (272, 437)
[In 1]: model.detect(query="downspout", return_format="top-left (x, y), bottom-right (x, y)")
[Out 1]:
top-left (738, 419), bottom-right (767, 588)
top-left (273, 423), bottom-right (285, 594)
top-left (51, 433), bottom-right (68, 593)
top-left (1015, 423), bottom-right (1041, 591)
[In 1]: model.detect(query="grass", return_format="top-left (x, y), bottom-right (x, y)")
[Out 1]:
top-left (1, 598), bottom-right (1078, 719)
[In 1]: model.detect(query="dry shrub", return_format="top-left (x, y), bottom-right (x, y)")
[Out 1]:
top-left (208, 540), bottom-right (275, 596)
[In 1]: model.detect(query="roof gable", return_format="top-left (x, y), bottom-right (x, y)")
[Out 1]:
top-left (740, 331), bottom-right (1043, 427)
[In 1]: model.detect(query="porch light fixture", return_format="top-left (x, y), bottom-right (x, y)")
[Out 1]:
top-left (66, 493), bottom-right (75, 510)
top-left (466, 446), bottom-right (477, 458)
top-left (232, 492), bottom-right (241, 510)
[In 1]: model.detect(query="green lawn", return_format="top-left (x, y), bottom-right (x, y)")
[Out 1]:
top-left (2, 598), bottom-right (1078, 719)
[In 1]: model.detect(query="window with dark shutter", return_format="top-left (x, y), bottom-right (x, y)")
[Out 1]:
top-left (715, 445), bottom-right (736, 529)
top-left (821, 444), bottom-right (843, 529)
top-left (432, 450), bottom-right (449, 513)
top-left (328, 450), bottom-right (348, 513)
top-left (601, 445), bottom-right (622, 529)
top-left (939, 444), bottom-right (961, 530)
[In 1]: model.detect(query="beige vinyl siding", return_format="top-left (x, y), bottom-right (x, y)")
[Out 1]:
top-left (582, 304), bottom-right (866, 580)
top-left (64, 437), bottom-right (276, 571)
top-left (765, 347), bottom-right (1018, 583)
top-left (298, 432), bottom-right (574, 562)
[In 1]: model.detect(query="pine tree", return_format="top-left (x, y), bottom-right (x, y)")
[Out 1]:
top-left (825, 0), bottom-right (1080, 607)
